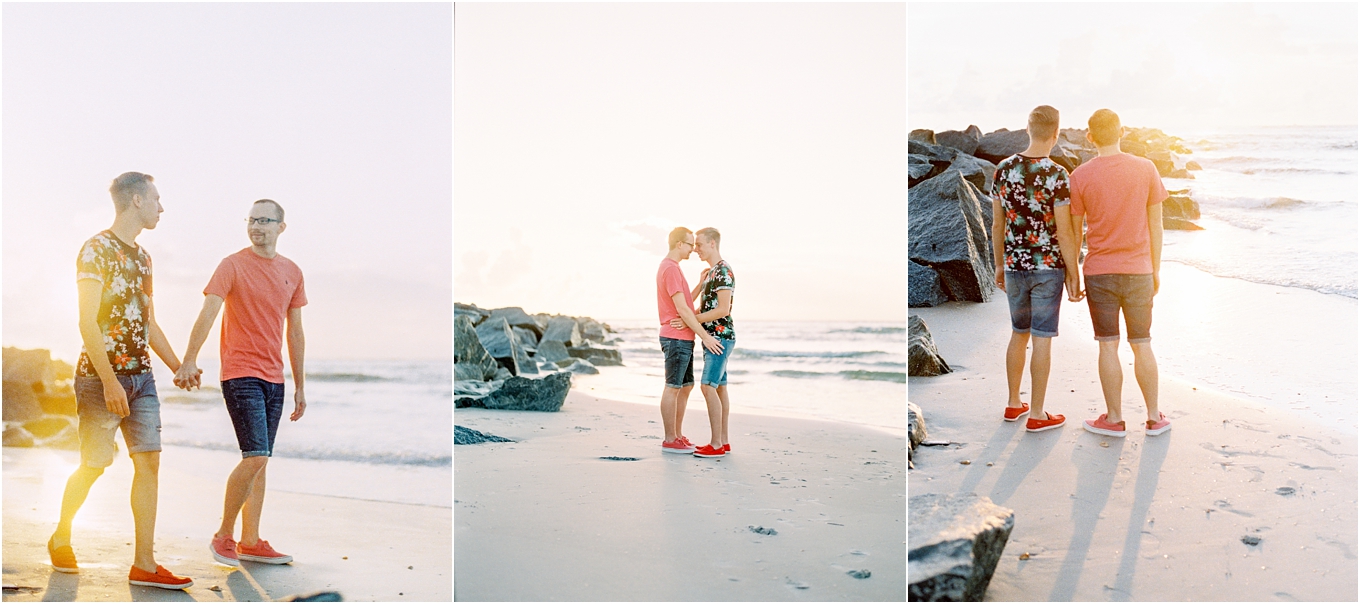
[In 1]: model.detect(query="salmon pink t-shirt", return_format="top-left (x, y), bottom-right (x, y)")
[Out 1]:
top-left (205, 248), bottom-right (307, 383)
top-left (656, 257), bottom-right (694, 341)
top-left (1069, 153), bottom-right (1168, 275)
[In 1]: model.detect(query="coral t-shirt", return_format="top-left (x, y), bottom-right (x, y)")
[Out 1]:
top-left (1069, 153), bottom-right (1168, 275)
top-left (656, 257), bottom-right (694, 341)
top-left (205, 248), bottom-right (308, 383)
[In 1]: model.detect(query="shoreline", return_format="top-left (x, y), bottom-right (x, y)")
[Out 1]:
top-left (454, 390), bottom-right (906, 601)
top-left (2, 444), bottom-right (451, 601)
top-left (907, 263), bottom-right (1357, 600)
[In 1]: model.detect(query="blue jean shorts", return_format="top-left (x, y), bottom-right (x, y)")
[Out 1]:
top-left (1084, 273), bottom-right (1154, 343)
top-left (75, 373), bottom-right (162, 469)
top-left (660, 337), bottom-right (694, 389)
top-left (1005, 269), bottom-right (1065, 337)
top-left (222, 377), bottom-right (285, 458)
top-left (701, 337), bottom-right (734, 388)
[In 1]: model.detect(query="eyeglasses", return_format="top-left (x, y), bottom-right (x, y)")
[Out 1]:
top-left (682, 240), bottom-right (695, 247)
top-left (246, 217), bottom-right (281, 226)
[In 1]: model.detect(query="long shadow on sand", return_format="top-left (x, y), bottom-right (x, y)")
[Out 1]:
top-left (1048, 434), bottom-right (1126, 602)
top-left (986, 427), bottom-right (1064, 506)
top-left (40, 570), bottom-right (77, 602)
top-left (954, 420), bottom-right (1027, 496)
top-left (1110, 433), bottom-right (1172, 601)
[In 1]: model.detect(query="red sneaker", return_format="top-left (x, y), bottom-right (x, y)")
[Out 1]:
top-left (677, 435), bottom-right (694, 447)
top-left (1146, 412), bottom-right (1171, 436)
top-left (237, 539), bottom-right (293, 564)
top-left (693, 444), bottom-right (726, 458)
top-left (1025, 413), bottom-right (1065, 433)
top-left (1003, 403), bottom-right (1030, 422)
top-left (128, 565), bottom-right (193, 590)
top-left (210, 534), bottom-right (240, 566)
top-left (723, 443), bottom-right (730, 453)
top-left (1083, 413), bottom-right (1127, 437)
top-left (662, 438), bottom-right (695, 454)
top-left (48, 536), bottom-right (78, 574)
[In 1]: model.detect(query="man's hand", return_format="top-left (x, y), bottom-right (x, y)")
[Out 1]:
top-left (994, 267), bottom-right (1005, 291)
top-left (173, 360), bottom-right (203, 390)
top-left (669, 318), bottom-right (685, 330)
top-left (700, 335), bottom-right (724, 355)
top-left (700, 268), bottom-right (711, 282)
top-left (290, 389), bottom-right (306, 421)
top-left (1065, 273), bottom-right (1085, 302)
top-left (1152, 271), bottom-right (1160, 296)
top-left (103, 379), bottom-right (129, 417)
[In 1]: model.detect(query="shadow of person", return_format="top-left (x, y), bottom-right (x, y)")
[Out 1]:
top-left (227, 568), bottom-right (269, 602)
top-left (987, 427), bottom-right (1064, 506)
top-left (1048, 434), bottom-right (1126, 602)
top-left (129, 583), bottom-right (197, 602)
top-left (954, 420), bottom-right (1024, 496)
top-left (1110, 432), bottom-right (1172, 601)
top-left (40, 570), bottom-right (78, 602)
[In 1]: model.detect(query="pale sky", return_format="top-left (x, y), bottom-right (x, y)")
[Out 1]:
top-left (455, 3), bottom-right (907, 322)
top-left (3, 3), bottom-right (452, 365)
top-left (910, 3), bottom-right (1358, 133)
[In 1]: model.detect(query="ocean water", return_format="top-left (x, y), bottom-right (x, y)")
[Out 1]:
top-left (153, 359), bottom-right (452, 505)
top-left (1162, 126), bottom-right (1357, 297)
top-left (573, 320), bottom-right (907, 434)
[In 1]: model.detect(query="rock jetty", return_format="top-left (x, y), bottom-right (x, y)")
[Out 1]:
top-left (909, 492), bottom-right (1015, 601)
top-left (3, 347), bottom-right (80, 449)
top-left (455, 303), bottom-right (621, 412)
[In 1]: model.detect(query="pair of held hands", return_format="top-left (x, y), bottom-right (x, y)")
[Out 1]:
top-left (668, 268), bottom-right (725, 355)
top-left (98, 360), bottom-right (306, 422)
top-left (995, 269), bottom-right (1085, 302)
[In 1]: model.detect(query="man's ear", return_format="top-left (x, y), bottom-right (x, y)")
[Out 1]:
top-left (278, 222), bottom-right (287, 234)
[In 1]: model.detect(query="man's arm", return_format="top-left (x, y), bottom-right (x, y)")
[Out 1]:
top-left (692, 289), bottom-right (732, 324)
top-left (1147, 202), bottom-right (1163, 295)
top-left (1053, 205), bottom-right (1083, 301)
top-left (689, 269), bottom-right (709, 301)
top-left (287, 306), bottom-right (306, 421)
top-left (991, 196), bottom-right (1006, 290)
top-left (672, 291), bottom-right (722, 354)
top-left (76, 280), bottom-right (129, 417)
top-left (175, 295), bottom-right (223, 389)
top-left (146, 299), bottom-right (184, 375)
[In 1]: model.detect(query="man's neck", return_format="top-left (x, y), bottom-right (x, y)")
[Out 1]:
top-left (1021, 138), bottom-right (1055, 158)
top-left (665, 250), bottom-right (684, 263)
top-left (251, 244), bottom-right (278, 259)
top-left (1095, 143), bottom-right (1123, 158)
top-left (706, 253), bottom-right (723, 267)
top-left (108, 215), bottom-right (142, 247)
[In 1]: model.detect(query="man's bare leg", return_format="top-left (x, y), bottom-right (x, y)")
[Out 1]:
top-left (1131, 342), bottom-right (1159, 421)
top-left (1029, 336), bottom-right (1053, 419)
top-left (700, 384), bottom-right (722, 449)
top-left (675, 384), bottom-right (692, 440)
top-left (130, 451), bottom-right (160, 573)
top-left (716, 384), bottom-right (730, 446)
top-left (1097, 340), bottom-right (1124, 424)
top-left (660, 387), bottom-right (680, 442)
top-left (1006, 331), bottom-right (1030, 407)
top-left (216, 456), bottom-right (268, 539)
top-left (239, 463), bottom-right (268, 546)
top-left (51, 465), bottom-right (105, 548)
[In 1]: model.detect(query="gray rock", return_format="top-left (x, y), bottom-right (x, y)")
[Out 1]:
top-left (943, 153), bottom-right (997, 194)
top-left (513, 326), bottom-right (539, 353)
top-left (493, 367), bottom-right (513, 381)
top-left (909, 316), bottom-right (951, 377)
top-left (973, 128), bottom-right (1030, 165)
top-left (455, 425), bottom-right (514, 445)
top-left (935, 126), bottom-right (982, 156)
top-left (910, 129), bottom-right (937, 144)
top-left (540, 316), bottom-right (583, 348)
top-left (1163, 216), bottom-right (1204, 230)
top-left (576, 317), bottom-right (608, 342)
top-left (489, 307), bottom-right (543, 338)
top-left (3, 424), bottom-right (34, 447)
top-left (846, 569), bottom-right (872, 580)
top-left (564, 359), bottom-right (600, 375)
top-left (455, 380), bottom-right (499, 398)
top-left (1048, 139), bottom-right (1085, 173)
top-left (475, 317), bottom-right (523, 376)
top-left (909, 401), bottom-right (927, 450)
top-left (1241, 534), bottom-right (1262, 546)
top-left (908, 171), bottom-right (995, 303)
top-left (455, 315), bottom-right (500, 381)
top-left (535, 340), bottom-right (572, 364)
top-left (909, 261), bottom-right (949, 308)
top-left (1163, 195), bottom-right (1201, 220)
top-left (908, 492), bottom-right (1014, 602)
top-left (454, 302), bottom-right (490, 325)
top-left (455, 372), bottom-right (572, 412)
top-left (568, 343), bottom-right (622, 366)
top-left (909, 139), bottom-right (956, 163)
top-left (910, 154), bottom-right (947, 188)
top-left (455, 362), bottom-right (488, 382)
top-left (514, 335), bottom-right (539, 375)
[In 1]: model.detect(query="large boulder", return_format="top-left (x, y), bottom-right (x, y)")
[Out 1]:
top-left (935, 126), bottom-right (982, 155)
top-left (943, 153), bottom-right (997, 194)
top-left (455, 373), bottom-right (572, 412)
top-left (909, 139), bottom-right (955, 163)
top-left (540, 316), bottom-right (583, 348)
top-left (568, 343), bottom-right (622, 367)
top-left (535, 340), bottom-right (572, 364)
top-left (908, 401), bottom-right (927, 468)
top-left (489, 307), bottom-right (543, 338)
top-left (909, 129), bottom-right (937, 144)
top-left (1048, 139), bottom-right (1085, 172)
top-left (973, 129), bottom-right (1030, 165)
top-left (576, 317), bottom-right (610, 342)
top-left (3, 348), bottom-right (55, 386)
top-left (455, 315), bottom-right (500, 381)
top-left (455, 425), bottom-right (514, 445)
top-left (2, 381), bottom-right (42, 422)
top-left (558, 358), bottom-right (600, 375)
top-left (1163, 216), bottom-right (1204, 230)
top-left (909, 261), bottom-right (949, 308)
top-left (910, 154), bottom-right (947, 188)
top-left (512, 326), bottom-right (539, 353)
top-left (908, 171), bottom-right (995, 303)
top-left (908, 492), bottom-right (1015, 602)
top-left (475, 317), bottom-right (524, 376)
top-left (909, 316), bottom-right (951, 377)
top-left (455, 302), bottom-right (490, 326)
top-left (1162, 195), bottom-right (1201, 220)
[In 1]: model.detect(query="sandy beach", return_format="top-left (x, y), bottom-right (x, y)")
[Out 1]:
top-left (454, 390), bottom-right (906, 601)
top-left (908, 262), bottom-right (1357, 601)
top-left (2, 444), bottom-right (451, 602)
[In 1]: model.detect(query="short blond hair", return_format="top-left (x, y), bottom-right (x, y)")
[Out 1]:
top-left (109, 172), bottom-right (154, 213)
top-left (696, 227), bottom-right (721, 248)
top-left (668, 227), bottom-right (693, 250)
top-left (1088, 109), bottom-right (1122, 147)
top-left (1027, 105), bottom-right (1059, 141)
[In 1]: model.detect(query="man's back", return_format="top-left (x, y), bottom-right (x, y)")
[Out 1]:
top-left (1069, 153), bottom-right (1167, 275)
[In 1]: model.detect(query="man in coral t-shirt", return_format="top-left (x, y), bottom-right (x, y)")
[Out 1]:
top-left (1068, 109), bottom-right (1171, 439)
top-left (176, 199), bottom-right (307, 567)
top-left (656, 227), bottom-right (723, 455)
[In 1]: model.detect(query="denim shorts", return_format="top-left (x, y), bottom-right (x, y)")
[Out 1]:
top-left (659, 337), bottom-right (694, 389)
top-left (701, 337), bottom-right (734, 387)
top-left (222, 377), bottom-right (285, 458)
top-left (75, 373), bottom-right (162, 469)
top-left (1005, 269), bottom-right (1065, 338)
top-left (1085, 273), bottom-right (1154, 343)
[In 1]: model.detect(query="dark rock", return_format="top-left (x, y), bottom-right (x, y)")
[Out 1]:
top-left (455, 363), bottom-right (488, 382)
top-left (908, 171), bottom-right (995, 303)
top-left (455, 302), bottom-right (490, 326)
top-left (935, 126), bottom-right (982, 155)
top-left (1276, 487), bottom-right (1296, 496)
top-left (493, 367), bottom-right (513, 381)
top-left (973, 129), bottom-right (1030, 165)
top-left (455, 425), bottom-right (514, 445)
top-left (455, 315), bottom-right (500, 381)
top-left (475, 317), bottom-right (523, 376)
top-left (1048, 139), bottom-right (1085, 172)
top-left (2, 381), bottom-right (43, 422)
top-left (1241, 535), bottom-right (1262, 546)
top-left (909, 492), bottom-right (1014, 602)
top-left (748, 526), bottom-right (778, 536)
top-left (909, 316), bottom-right (951, 377)
top-left (599, 456), bottom-right (640, 461)
top-left (909, 261), bottom-right (949, 308)
top-left (455, 372), bottom-right (571, 412)
top-left (944, 153), bottom-right (997, 193)
top-left (489, 307), bottom-right (543, 338)
top-left (540, 317), bottom-right (583, 348)
top-left (910, 129), bottom-right (937, 144)
top-left (280, 591), bottom-right (344, 602)
top-left (22, 416), bottom-right (71, 439)
top-left (568, 344), bottom-right (622, 366)
top-left (512, 326), bottom-right (539, 353)
top-left (455, 380), bottom-right (498, 398)
top-left (1186, 160), bottom-right (1202, 170)
top-left (846, 569), bottom-right (872, 579)
top-left (910, 154), bottom-right (949, 188)
top-left (909, 139), bottom-right (956, 163)
top-left (535, 340), bottom-right (571, 364)
top-left (1163, 216), bottom-right (1204, 230)
top-left (1162, 195), bottom-right (1201, 220)
top-left (555, 358), bottom-right (600, 375)
top-left (514, 337), bottom-right (539, 375)
top-left (576, 317), bottom-right (608, 342)
top-left (909, 401), bottom-right (927, 468)
top-left (3, 424), bottom-right (34, 447)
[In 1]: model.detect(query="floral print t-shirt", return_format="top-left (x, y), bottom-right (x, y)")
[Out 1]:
top-left (991, 155), bottom-right (1071, 271)
top-left (76, 230), bottom-right (154, 376)
top-left (699, 260), bottom-right (735, 339)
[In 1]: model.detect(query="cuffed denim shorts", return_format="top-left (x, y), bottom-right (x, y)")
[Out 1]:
top-left (1085, 273), bottom-right (1154, 343)
top-left (1005, 269), bottom-right (1065, 337)
top-left (660, 336), bottom-right (694, 389)
top-left (701, 337), bottom-right (734, 387)
top-left (222, 377), bottom-right (285, 458)
top-left (75, 373), bottom-right (162, 468)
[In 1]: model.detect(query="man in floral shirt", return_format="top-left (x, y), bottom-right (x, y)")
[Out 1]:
top-left (989, 106), bottom-right (1083, 434)
top-left (49, 172), bottom-right (195, 589)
